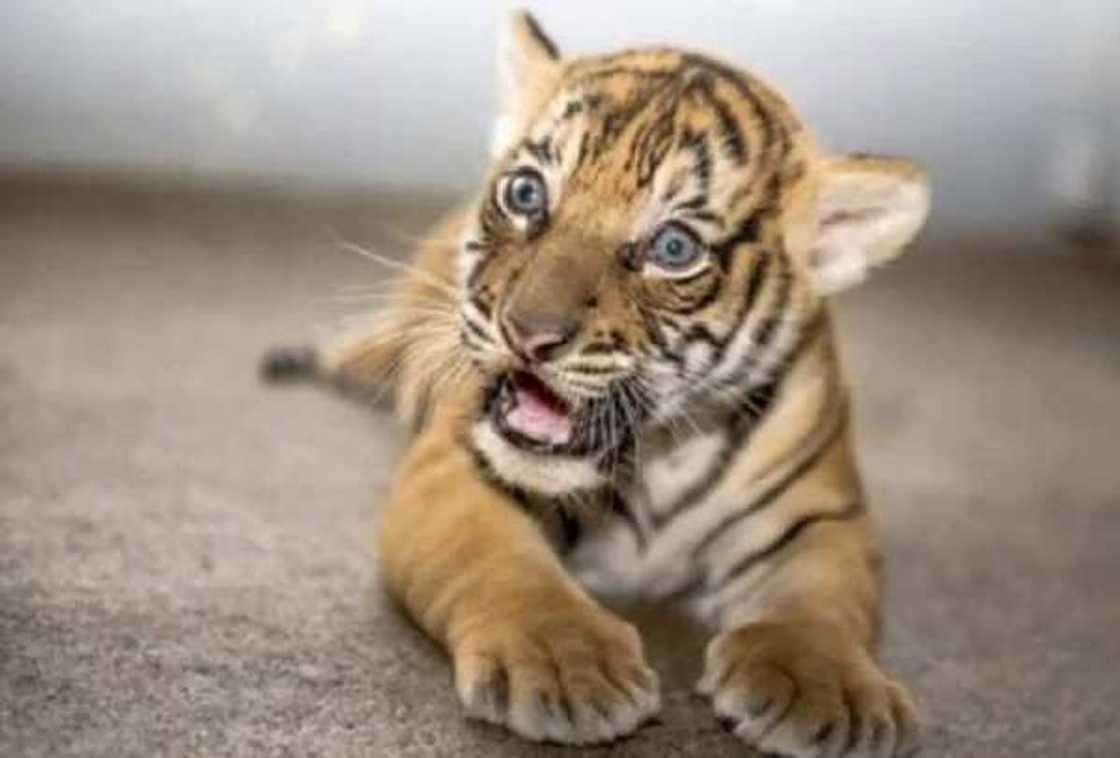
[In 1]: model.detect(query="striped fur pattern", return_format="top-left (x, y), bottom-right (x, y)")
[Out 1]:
top-left (268, 12), bottom-right (930, 757)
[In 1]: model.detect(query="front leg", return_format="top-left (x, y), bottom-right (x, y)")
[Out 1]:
top-left (379, 415), bottom-right (659, 744)
top-left (697, 515), bottom-right (917, 757)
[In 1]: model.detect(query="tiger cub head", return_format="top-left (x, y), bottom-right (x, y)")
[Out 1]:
top-left (460, 12), bottom-right (929, 496)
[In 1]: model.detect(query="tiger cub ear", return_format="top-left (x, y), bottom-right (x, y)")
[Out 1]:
top-left (492, 10), bottom-right (563, 158)
top-left (808, 154), bottom-right (931, 294)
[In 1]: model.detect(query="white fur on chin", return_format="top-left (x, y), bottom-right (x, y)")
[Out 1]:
top-left (471, 420), bottom-right (605, 496)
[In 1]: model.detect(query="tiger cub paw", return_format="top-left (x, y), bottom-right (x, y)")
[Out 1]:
top-left (698, 622), bottom-right (918, 758)
top-left (452, 606), bottom-right (660, 745)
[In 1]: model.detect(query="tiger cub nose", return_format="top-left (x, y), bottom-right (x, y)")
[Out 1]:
top-left (502, 310), bottom-right (578, 363)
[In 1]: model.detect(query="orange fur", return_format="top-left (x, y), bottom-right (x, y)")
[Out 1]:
top-left (274, 12), bottom-right (930, 756)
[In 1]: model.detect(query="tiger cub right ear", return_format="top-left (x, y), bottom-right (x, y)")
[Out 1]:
top-left (492, 11), bottom-right (563, 158)
top-left (807, 154), bottom-right (931, 294)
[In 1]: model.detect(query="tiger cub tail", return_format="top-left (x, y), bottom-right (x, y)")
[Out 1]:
top-left (259, 209), bottom-right (469, 418)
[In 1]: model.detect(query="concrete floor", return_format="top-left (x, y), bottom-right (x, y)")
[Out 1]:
top-left (2, 178), bottom-right (1118, 757)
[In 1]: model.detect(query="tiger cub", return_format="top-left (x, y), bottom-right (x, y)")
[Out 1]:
top-left (264, 12), bottom-right (929, 757)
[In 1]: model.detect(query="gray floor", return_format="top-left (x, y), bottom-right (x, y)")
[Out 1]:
top-left (2, 179), bottom-right (1118, 757)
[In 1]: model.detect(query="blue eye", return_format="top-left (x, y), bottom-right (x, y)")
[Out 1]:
top-left (503, 170), bottom-right (548, 217)
top-left (648, 224), bottom-right (704, 271)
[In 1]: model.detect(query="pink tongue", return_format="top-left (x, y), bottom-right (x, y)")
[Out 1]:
top-left (506, 383), bottom-right (573, 445)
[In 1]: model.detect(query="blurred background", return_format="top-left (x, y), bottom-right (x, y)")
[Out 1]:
top-left (2, 3), bottom-right (1119, 758)
top-left (1, 0), bottom-right (1118, 237)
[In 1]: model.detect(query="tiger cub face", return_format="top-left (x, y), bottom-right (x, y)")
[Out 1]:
top-left (458, 14), bottom-right (928, 495)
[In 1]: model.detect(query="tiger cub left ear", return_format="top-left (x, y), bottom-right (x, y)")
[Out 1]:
top-left (808, 154), bottom-right (931, 294)
top-left (492, 11), bottom-right (563, 158)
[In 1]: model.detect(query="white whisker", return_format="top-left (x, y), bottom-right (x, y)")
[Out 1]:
top-left (327, 235), bottom-right (458, 297)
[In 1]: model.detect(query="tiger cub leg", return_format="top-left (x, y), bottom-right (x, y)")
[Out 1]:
top-left (380, 420), bottom-right (660, 744)
top-left (698, 518), bottom-right (917, 757)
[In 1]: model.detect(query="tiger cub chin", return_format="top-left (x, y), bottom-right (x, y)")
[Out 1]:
top-left (264, 11), bottom-right (929, 757)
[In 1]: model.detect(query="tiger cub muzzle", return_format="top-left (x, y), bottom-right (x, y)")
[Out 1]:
top-left (481, 243), bottom-right (635, 454)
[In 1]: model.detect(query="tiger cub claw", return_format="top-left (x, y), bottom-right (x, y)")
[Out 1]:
top-left (452, 609), bottom-right (660, 745)
top-left (699, 623), bottom-right (918, 758)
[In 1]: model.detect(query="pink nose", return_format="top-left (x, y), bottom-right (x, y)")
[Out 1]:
top-left (503, 311), bottom-right (577, 363)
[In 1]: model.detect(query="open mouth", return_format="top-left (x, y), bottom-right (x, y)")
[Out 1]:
top-left (491, 371), bottom-right (576, 450)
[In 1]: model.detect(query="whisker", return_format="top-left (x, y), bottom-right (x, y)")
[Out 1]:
top-left (318, 299), bottom-right (457, 321)
top-left (325, 234), bottom-right (459, 297)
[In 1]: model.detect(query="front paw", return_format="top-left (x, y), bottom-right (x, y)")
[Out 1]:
top-left (452, 604), bottom-right (660, 745)
top-left (699, 622), bottom-right (917, 757)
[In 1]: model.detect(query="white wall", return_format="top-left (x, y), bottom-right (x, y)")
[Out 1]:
top-left (1, 0), bottom-right (1117, 230)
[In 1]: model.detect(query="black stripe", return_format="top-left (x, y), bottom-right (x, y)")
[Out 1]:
top-left (522, 137), bottom-right (554, 166)
top-left (522, 12), bottom-right (560, 61)
top-left (659, 315), bottom-right (683, 332)
top-left (558, 507), bottom-right (583, 553)
top-left (651, 427), bottom-right (731, 529)
top-left (611, 490), bottom-right (648, 550)
top-left (461, 315), bottom-right (494, 344)
top-left (666, 265), bottom-right (715, 289)
top-left (583, 72), bottom-right (678, 163)
top-left (465, 433), bottom-right (534, 509)
top-left (682, 322), bottom-right (721, 348)
top-left (644, 254), bottom-right (783, 526)
top-left (479, 180), bottom-right (508, 239)
top-left (718, 251), bottom-right (792, 383)
top-left (692, 248), bottom-right (781, 381)
top-left (652, 381), bottom-right (777, 527)
top-left (581, 341), bottom-right (618, 355)
top-left (680, 53), bottom-right (793, 216)
top-left (683, 70), bottom-right (748, 166)
top-left (633, 100), bottom-right (679, 188)
top-left (574, 64), bottom-right (678, 84)
top-left (465, 433), bottom-right (601, 554)
top-left (678, 128), bottom-right (712, 193)
top-left (469, 288), bottom-right (493, 319)
top-left (688, 403), bottom-right (848, 562)
top-left (706, 91), bottom-right (748, 164)
top-left (701, 55), bottom-right (789, 163)
top-left (663, 273), bottom-right (722, 317)
top-left (754, 253), bottom-right (792, 349)
top-left (460, 330), bottom-right (487, 353)
top-left (712, 216), bottom-right (761, 271)
top-left (712, 499), bottom-right (865, 591)
top-left (638, 306), bottom-right (685, 370)
top-left (466, 242), bottom-right (500, 290)
top-left (753, 312), bottom-right (782, 350)
top-left (574, 131), bottom-right (592, 173)
top-left (465, 256), bottom-right (486, 290)
top-left (743, 250), bottom-right (770, 307)
top-left (652, 306), bottom-right (824, 528)
top-left (715, 289), bottom-right (825, 400)
top-left (678, 209), bottom-right (725, 228)
top-left (559, 99), bottom-right (584, 121)
top-left (671, 195), bottom-right (709, 213)
top-left (699, 249), bottom-right (772, 369)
